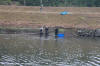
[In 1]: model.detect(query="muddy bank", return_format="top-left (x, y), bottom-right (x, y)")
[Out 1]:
top-left (0, 28), bottom-right (39, 34)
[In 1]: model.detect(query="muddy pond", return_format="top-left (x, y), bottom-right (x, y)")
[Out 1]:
top-left (0, 29), bottom-right (100, 66)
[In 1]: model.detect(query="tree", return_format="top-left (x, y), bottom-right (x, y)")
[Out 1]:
top-left (95, 0), bottom-right (100, 7)
top-left (0, 0), bottom-right (100, 7)
top-left (0, 0), bottom-right (12, 5)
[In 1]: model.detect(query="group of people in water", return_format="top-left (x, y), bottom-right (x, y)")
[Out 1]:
top-left (40, 26), bottom-right (59, 37)
top-left (40, 26), bottom-right (49, 37)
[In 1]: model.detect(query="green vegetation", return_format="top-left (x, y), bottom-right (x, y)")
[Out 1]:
top-left (0, 0), bottom-right (100, 7)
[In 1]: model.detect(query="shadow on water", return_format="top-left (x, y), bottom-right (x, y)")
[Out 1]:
top-left (0, 29), bottom-right (100, 66)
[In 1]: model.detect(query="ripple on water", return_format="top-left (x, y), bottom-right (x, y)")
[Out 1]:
top-left (0, 34), bottom-right (100, 66)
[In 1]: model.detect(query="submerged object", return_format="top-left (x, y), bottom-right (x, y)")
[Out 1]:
top-left (95, 29), bottom-right (100, 37)
top-left (59, 29), bottom-right (64, 32)
top-left (60, 11), bottom-right (68, 15)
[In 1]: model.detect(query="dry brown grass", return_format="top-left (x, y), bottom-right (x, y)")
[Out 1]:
top-left (0, 5), bottom-right (100, 29)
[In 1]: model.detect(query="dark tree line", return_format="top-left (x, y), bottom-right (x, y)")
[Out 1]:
top-left (0, 0), bottom-right (100, 7)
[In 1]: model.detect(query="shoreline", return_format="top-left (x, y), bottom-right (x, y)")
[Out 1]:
top-left (0, 27), bottom-right (100, 37)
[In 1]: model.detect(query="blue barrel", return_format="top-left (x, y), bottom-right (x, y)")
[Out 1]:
top-left (57, 34), bottom-right (64, 37)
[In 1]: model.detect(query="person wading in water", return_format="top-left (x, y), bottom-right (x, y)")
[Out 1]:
top-left (40, 25), bottom-right (49, 37)
top-left (40, 26), bottom-right (44, 37)
top-left (55, 27), bottom-right (59, 36)
top-left (44, 26), bottom-right (49, 38)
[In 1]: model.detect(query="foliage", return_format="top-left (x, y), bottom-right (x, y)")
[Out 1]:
top-left (0, 0), bottom-right (100, 7)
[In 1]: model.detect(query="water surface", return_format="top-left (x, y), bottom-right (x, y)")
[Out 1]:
top-left (0, 34), bottom-right (100, 66)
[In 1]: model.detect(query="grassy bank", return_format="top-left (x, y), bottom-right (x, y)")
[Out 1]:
top-left (0, 5), bottom-right (100, 29)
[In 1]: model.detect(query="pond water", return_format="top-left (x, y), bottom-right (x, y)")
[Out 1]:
top-left (0, 34), bottom-right (100, 66)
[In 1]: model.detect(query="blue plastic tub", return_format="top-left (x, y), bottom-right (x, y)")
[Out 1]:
top-left (57, 34), bottom-right (64, 37)
top-left (60, 11), bottom-right (68, 15)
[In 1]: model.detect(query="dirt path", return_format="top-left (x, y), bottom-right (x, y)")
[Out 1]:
top-left (0, 9), bottom-right (100, 15)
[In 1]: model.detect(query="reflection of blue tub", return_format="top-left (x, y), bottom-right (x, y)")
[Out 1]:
top-left (57, 34), bottom-right (64, 37)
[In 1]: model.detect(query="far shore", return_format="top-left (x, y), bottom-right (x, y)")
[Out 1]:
top-left (0, 5), bottom-right (100, 29)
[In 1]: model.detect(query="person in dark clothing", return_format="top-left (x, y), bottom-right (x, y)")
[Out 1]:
top-left (40, 27), bottom-right (44, 37)
top-left (55, 28), bottom-right (59, 36)
top-left (45, 27), bottom-right (49, 37)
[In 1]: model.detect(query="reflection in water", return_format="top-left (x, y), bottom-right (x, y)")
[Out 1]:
top-left (0, 34), bottom-right (100, 66)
